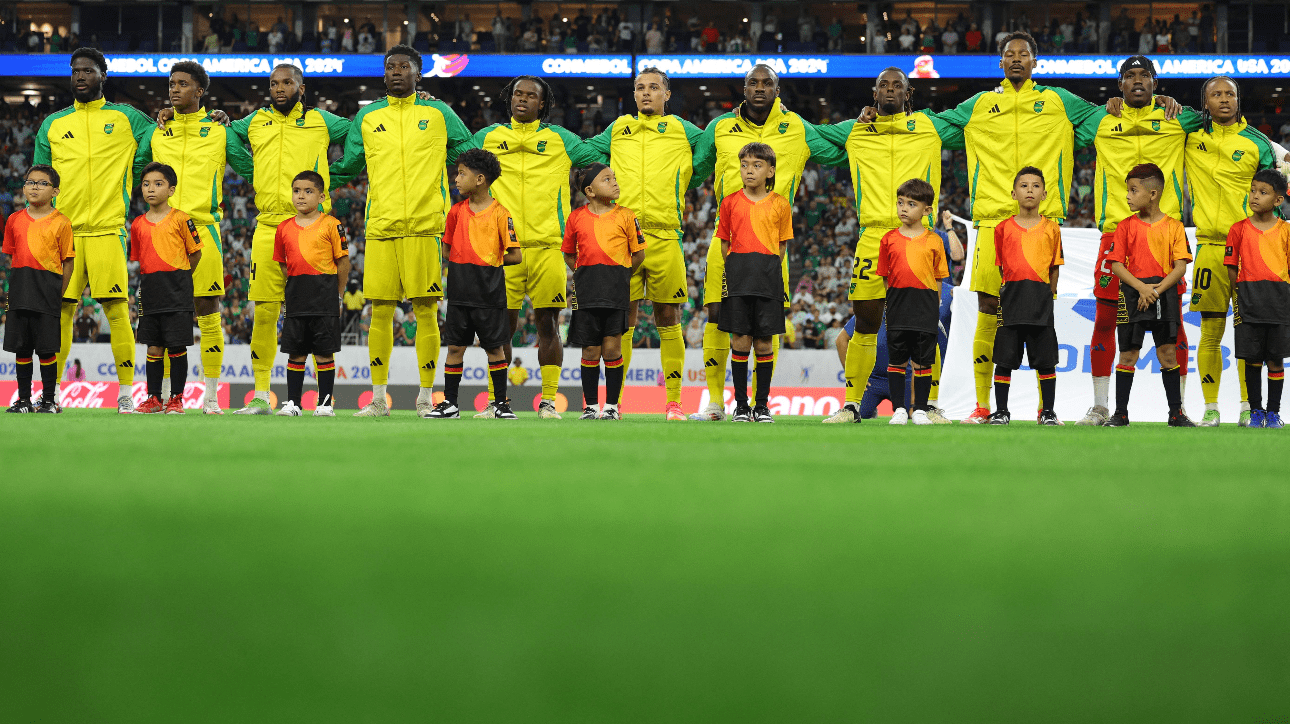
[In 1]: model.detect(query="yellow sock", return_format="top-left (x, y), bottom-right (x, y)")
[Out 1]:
top-left (1198, 316), bottom-right (1225, 404)
top-left (413, 300), bottom-right (440, 389)
top-left (1237, 354), bottom-right (1248, 403)
top-left (972, 311), bottom-right (998, 409)
top-left (929, 344), bottom-right (943, 404)
top-left (251, 301), bottom-right (281, 392)
top-left (702, 322), bottom-right (729, 402)
top-left (844, 332), bottom-right (878, 405)
top-left (55, 300), bottom-right (75, 384)
top-left (540, 364), bottom-right (560, 400)
top-left (659, 324), bottom-right (684, 404)
top-left (368, 301), bottom-right (395, 386)
top-left (621, 328), bottom-right (635, 378)
top-left (103, 299), bottom-right (135, 387)
top-left (197, 312), bottom-right (223, 381)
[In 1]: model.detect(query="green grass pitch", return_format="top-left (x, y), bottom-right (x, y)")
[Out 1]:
top-left (1, 411), bottom-right (1287, 723)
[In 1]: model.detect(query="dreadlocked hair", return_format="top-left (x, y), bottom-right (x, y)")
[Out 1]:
top-left (1200, 76), bottom-right (1240, 134)
top-left (878, 66), bottom-right (915, 116)
top-left (498, 75), bottom-right (553, 122)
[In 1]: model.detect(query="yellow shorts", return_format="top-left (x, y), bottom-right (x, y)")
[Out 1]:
top-left (249, 220), bottom-right (286, 303)
top-left (969, 220), bottom-right (1004, 296)
top-left (364, 235), bottom-right (443, 301)
top-left (192, 223), bottom-right (225, 297)
top-left (66, 229), bottom-right (129, 300)
top-left (632, 229), bottom-right (688, 303)
top-left (702, 231), bottom-right (790, 307)
top-left (1189, 242), bottom-right (1230, 313)
top-left (848, 226), bottom-right (893, 301)
top-left (507, 246), bottom-right (568, 309)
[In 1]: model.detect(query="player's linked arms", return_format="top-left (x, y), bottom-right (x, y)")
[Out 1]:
top-left (155, 91), bottom-right (437, 128)
top-left (1104, 95), bottom-right (1182, 120)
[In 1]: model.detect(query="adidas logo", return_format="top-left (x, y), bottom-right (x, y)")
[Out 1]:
top-left (551, 293), bottom-right (565, 304)
top-left (119, 360), bottom-right (133, 369)
top-left (262, 121), bottom-right (273, 126)
top-left (371, 357), bottom-right (384, 367)
top-left (422, 361), bottom-right (436, 370)
top-left (729, 123), bottom-right (744, 133)
top-left (974, 355), bottom-right (990, 364)
top-left (988, 104), bottom-right (1001, 114)
top-left (704, 357), bottom-right (718, 368)
top-left (865, 124), bottom-right (877, 133)
top-left (373, 124), bottom-right (387, 132)
top-left (1202, 374), bottom-right (1215, 384)
top-left (497, 141), bottom-right (509, 150)
top-left (61, 131), bottom-right (74, 139)
top-left (208, 282), bottom-right (221, 292)
top-left (108, 284), bottom-right (123, 293)
top-left (163, 128), bottom-right (174, 137)
top-left (251, 351), bottom-right (260, 360)
top-left (427, 283), bottom-right (442, 293)
top-left (621, 126), bottom-right (632, 135)
top-left (1111, 124), bottom-right (1122, 132)
top-left (1092, 343), bottom-right (1105, 352)
top-left (845, 380), bottom-right (853, 388)
top-left (205, 345), bottom-right (222, 354)
top-left (1197, 142), bottom-right (1207, 151)
top-left (666, 371), bottom-right (682, 380)
top-left (672, 289), bottom-right (687, 299)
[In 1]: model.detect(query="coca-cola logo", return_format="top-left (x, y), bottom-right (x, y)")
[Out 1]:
top-left (3, 382), bottom-right (228, 409)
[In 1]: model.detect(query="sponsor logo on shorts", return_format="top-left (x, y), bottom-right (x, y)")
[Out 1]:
top-left (551, 292), bottom-right (565, 304)
top-left (672, 288), bottom-right (687, 299)
top-left (108, 284), bottom-right (123, 293)
top-left (208, 282), bottom-right (221, 292)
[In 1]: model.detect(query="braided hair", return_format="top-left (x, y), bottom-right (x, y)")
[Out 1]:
top-left (498, 75), bottom-right (553, 122)
top-left (877, 66), bottom-right (915, 116)
top-left (1200, 75), bottom-right (1240, 133)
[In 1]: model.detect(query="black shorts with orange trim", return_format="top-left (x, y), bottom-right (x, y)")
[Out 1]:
top-left (993, 324), bottom-right (1059, 370)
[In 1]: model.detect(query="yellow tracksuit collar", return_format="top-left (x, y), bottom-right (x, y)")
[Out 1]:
top-left (269, 101), bottom-right (304, 122)
top-left (737, 99), bottom-right (786, 128)
top-left (1206, 116), bottom-right (1248, 136)
top-left (636, 111), bottom-right (669, 122)
top-left (174, 107), bottom-right (208, 122)
top-left (73, 97), bottom-right (107, 112)
top-left (387, 93), bottom-right (417, 107)
top-left (509, 117), bottom-right (542, 132)
top-left (874, 111), bottom-right (916, 123)
top-left (998, 78), bottom-right (1036, 94)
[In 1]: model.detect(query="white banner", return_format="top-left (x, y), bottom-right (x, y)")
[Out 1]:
top-left (939, 223), bottom-right (1240, 423)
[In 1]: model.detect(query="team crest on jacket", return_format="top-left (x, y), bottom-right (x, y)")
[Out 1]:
top-left (657, 121), bottom-right (668, 133)
top-left (1232, 150), bottom-right (1245, 162)
top-left (200, 126), bottom-right (211, 137)
top-left (418, 119), bottom-right (429, 130)
top-left (1033, 101), bottom-right (1045, 113)
top-left (907, 119), bottom-right (917, 131)
top-left (536, 140), bottom-right (547, 153)
top-left (1151, 120), bottom-right (1161, 131)
top-left (777, 121), bottom-right (790, 134)
top-left (103, 123), bottom-right (114, 134)
top-left (296, 118), bottom-right (306, 126)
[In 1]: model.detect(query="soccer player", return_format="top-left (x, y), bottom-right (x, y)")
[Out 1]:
top-left (563, 164), bottom-right (647, 420)
top-left (716, 143), bottom-right (793, 423)
top-left (1223, 170), bottom-right (1290, 428)
top-left (34, 48), bottom-right (154, 413)
top-left (689, 64), bottom-right (846, 420)
top-left (2, 165), bottom-right (74, 414)
top-left (877, 179), bottom-right (949, 425)
top-left (149, 61), bottom-right (255, 413)
top-left (272, 171), bottom-right (349, 417)
top-left (585, 67), bottom-right (703, 420)
top-left (475, 76), bottom-right (606, 419)
top-left (427, 149), bottom-right (522, 420)
top-left (130, 163), bottom-right (203, 415)
top-left (988, 168), bottom-right (1065, 425)
top-left (223, 64), bottom-right (350, 414)
top-left (329, 45), bottom-right (476, 417)
top-left (1073, 56), bottom-right (1204, 425)
top-left (813, 67), bottom-right (963, 423)
top-left (1105, 164), bottom-right (1194, 427)
top-left (1186, 76), bottom-right (1278, 426)
top-left (928, 33), bottom-right (1136, 422)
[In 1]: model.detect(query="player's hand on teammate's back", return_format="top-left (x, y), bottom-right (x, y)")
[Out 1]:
top-left (156, 106), bottom-right (174, 129)
top-left (416, 90), bottom-right (436, 101)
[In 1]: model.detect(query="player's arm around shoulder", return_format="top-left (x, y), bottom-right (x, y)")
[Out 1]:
top-left (327, 107), bottom-right (368, 188)
top-left (805, 121), bottom-right (848, 168)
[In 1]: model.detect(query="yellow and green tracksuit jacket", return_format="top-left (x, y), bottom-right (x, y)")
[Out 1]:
top-left (473, 118), bottom-right (605, 248)
top-left (1185, 116), bottom-right (1277, 244)
top-left (585, 112), bottom-right (705, 231)
top-left (148, 107), bottom-right (255, 240)
top-left (228, 102), bottom-right (349, 225)
top-left (934, 79), bottom-right (1099, 222)
top-left (329, 94), bottom-right (475, 240)
top-left (1074, 99), bottom-right (1204, 233)
top-left (692, 99), bottom-right (847, 209)
top-left (814, 111), bottom-right (963, 229)
top-left (33, 97), bottom-right (154, 235)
